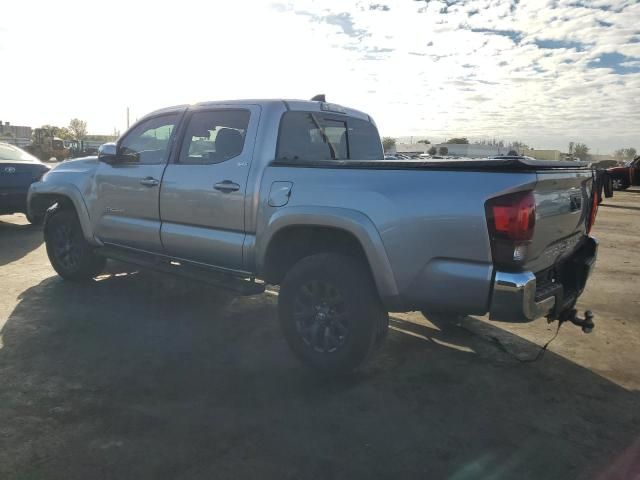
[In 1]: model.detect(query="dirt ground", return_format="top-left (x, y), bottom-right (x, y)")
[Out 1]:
top-left (0, 189), bottom-right (639, 480)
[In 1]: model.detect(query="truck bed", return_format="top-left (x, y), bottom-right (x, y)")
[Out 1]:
top-left (261, 158), bottom-right (594, 313)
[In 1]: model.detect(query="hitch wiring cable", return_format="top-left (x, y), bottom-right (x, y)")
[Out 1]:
top-left (488, 319), bottom-right (564, 363)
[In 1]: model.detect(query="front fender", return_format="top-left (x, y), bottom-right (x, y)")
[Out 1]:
top-left (256, 206), bottom-right (400, 306)
top-left (28, 181), bottom-right (99, 246)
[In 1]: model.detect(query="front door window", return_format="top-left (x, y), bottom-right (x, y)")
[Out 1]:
top-left (119, 115), bottom-right (179, 164)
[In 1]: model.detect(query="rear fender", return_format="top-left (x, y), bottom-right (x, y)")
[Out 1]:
top-left (256, 206), bottom-right (400, 307)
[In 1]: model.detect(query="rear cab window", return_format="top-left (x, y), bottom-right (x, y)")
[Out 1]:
top-left (276, 111), bottom-right (383, 162)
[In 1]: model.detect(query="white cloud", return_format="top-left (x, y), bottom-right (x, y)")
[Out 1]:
top-left (0, 0), bottom-right (638, 153)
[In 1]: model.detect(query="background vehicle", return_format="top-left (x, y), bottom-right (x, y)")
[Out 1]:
top-left (28, 98), bottom-right (599, 374)
top-left (65, 139), bottom-right (106, 158)
top-left (0, 142), bottom-right (50, 224)
top-left (607, 156), bottom-right (640, 190)
top-left (24, 128), bottom-right (70, 161)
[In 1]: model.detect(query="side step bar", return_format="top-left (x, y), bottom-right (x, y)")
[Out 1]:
top-left (96, 246), bottom-right (265, 296)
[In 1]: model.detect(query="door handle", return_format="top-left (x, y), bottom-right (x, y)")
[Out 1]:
top-left (140, 177), bottom-right (160, 187)
top-left (214, 180), bottom-right (240, 193)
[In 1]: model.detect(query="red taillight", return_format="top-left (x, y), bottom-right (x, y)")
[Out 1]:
top-left (486, 191), bottom-right (536, 267)
top-left (487, 191), bottom-right (536, 241)
top-left (587, 186), bottom-right (599, 234)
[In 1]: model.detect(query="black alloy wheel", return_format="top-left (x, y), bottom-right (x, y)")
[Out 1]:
top-left (294, 279), bottom-right (349, 354)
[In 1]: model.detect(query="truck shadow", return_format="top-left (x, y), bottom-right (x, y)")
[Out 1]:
top-left (0, 218), bottom-right (43, 266)
top-left (600, 203), bottom-right (640, 212)
top-left (0, 266), bottom-right (638, 480)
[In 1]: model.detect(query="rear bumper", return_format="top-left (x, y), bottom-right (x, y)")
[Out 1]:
top-left (489, 236), bottom-right (598, 322)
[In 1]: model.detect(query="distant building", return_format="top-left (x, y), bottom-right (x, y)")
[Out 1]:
top-left (589, 153), bottom-right (617, 162)
top-left (395, 140), bottom-right (580, 161)
top-left (0, 121), bottom-right (32, 147)
top-left (395, 143), bottom-right (510, 157)
top-left (521, 148), bottom-right (562, 161)
top-left (428, 145), bottom-right (566, 160)
top-left (394, 143), bottom-right (432, 155)
top-left (432, 143), bottom-right (509, 158)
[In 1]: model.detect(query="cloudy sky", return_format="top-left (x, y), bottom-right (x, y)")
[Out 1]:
top-left (1, 0), bottom-right (638, 153)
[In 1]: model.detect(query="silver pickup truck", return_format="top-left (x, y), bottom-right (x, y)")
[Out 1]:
top-left (28, 98), bottom-right (599, 374)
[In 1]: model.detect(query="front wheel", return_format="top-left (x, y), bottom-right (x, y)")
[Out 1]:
top-left (26, 211), bottom-right (44, 226)
top-left (278, 253), bottom-right (388, 375)
top-left (45, 209), bottom-right (106, 281)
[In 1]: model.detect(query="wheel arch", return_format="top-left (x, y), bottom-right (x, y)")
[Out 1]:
top-left (257, 206), bottom-right (399, 306)
top-left (28, 183), bottom-right (98, 245)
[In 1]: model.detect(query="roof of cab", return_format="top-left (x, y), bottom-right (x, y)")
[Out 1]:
top-left (144, 99), bottom-right (372, 122)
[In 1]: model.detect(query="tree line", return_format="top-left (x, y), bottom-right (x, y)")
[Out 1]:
top-left (33, 119), bottom-right (118, 142)
top-left (614, 147), bottom-right (637, 161)
top-left (37, 119), bottom-right (88, 141)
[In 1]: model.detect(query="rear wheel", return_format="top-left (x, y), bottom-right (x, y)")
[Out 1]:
top-left (45, 209), bottom-right (105, 281)
top-left (279, 253), bottom-right (388, 375)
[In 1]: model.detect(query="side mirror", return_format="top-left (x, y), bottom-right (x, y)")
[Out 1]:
top-left (98, 143), bottom-right (119, 164)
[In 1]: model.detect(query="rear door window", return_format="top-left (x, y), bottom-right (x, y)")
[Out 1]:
top-left (276, 112), bottom-right (382, 162)
top-left (178, 109), bottom-right (250, 165)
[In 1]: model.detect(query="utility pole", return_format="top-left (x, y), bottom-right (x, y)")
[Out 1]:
top-left (126, 107), bottom-right (130, 129)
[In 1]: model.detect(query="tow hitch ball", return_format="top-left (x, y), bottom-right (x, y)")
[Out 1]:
top-left (556, 309), bottom-right (595, 333)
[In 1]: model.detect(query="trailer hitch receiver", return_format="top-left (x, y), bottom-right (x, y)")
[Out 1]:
top-left (558, 309), bottom-right (595, 333)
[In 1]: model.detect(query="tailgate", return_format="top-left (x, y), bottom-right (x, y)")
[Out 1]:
top-left (525, 170), bottom-right (594, 273)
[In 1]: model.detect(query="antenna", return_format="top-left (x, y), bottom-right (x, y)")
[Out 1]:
top-left (310, 94), bottom-right (326, 102)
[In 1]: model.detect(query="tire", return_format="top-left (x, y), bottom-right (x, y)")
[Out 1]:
top-left (26, 211), bottom-right (44, 226)
top-left (45, 209), bottom-right (106, 281)
top-left (278, 253), bottom-right (388, 375)
top-left (603, 175), bottom-right (613, 198)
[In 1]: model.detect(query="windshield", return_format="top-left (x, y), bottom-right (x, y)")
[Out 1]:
top-left (0, 143), bottom-right (39, 162)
